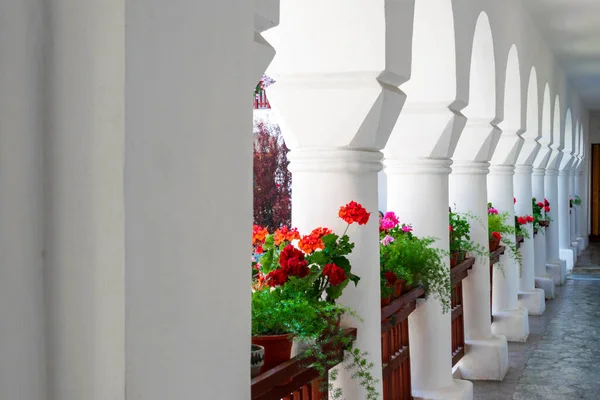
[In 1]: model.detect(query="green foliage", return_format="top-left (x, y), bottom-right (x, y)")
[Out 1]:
top-left (449, 209), bottom-right (488, 259)
top-left (488, 203), bottom-right (523, 272)
top-left (573, 195), bottom-right (582, 207)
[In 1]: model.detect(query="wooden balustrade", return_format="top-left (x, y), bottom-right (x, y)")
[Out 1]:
top-left (381, 287), bottom-right (425, 400)
top-left (450, 257), bottom-right (475, 366)
top-left (489, 246), bottom-right (506, 322)
top-left (516, 235), bottom-right (524, 247)
top-left (251, 328), bottom-right (357, 400)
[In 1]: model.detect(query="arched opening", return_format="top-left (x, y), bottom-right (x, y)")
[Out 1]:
top-left (452, 12), bottom-right (497, 161)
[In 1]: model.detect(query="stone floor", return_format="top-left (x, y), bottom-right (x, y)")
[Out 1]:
top-left (473, 243), bottom-right (600, 399)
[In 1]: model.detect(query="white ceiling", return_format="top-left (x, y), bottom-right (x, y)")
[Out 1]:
top-left (523, 0), bottom-right (600, 109)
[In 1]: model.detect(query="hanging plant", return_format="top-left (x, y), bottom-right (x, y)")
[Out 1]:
top-left (448, 208), bottom-right (488, 266)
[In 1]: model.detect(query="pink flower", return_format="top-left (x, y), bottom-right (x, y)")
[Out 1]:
top-left (402, 225), bottom-right (413, 233)
top-left (380, 218), bottom-right (397, 231)
top-left (488, 207), bottom-right (499, 215)
top-left (380, 235), bottom-right (395, 246)
top-left (383, 211), bottom-right (399, 226)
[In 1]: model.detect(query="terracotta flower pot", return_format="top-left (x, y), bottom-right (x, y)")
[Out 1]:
top-left (252, 334), bottom-right (293, 374)
top-left (393, 279), bottom-right (406, 298)
top-left (489, 236), bottom-right (501, 252)
top-left (251, 344), bottom-right (265, 378)
top-left (381, 295), bottom-right (391, 307)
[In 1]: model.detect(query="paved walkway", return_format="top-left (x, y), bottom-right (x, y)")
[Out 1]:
top-left (473, 243), bottom-right (600, 399)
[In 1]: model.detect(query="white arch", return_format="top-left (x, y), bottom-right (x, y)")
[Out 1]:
top-left (540, 84), bottom-right (552, 145)
top-left (564, 109), bottom-right (573, 153)
top-left (524, 67), bottom-right (538, 139)
top-left (501, 45), bottom-right (521, 132)
top-left (463, 12), bottom-right (496, 122)
top-left (551, 96), bottom-right (561, 150)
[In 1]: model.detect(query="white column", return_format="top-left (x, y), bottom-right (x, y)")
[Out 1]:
top-left (487, 165), bottom-right (529, 342)
top-left (545, 169), bottom-right (566, 284)
top-left (0, 1), bottom-right (47, 398)
top-left (532, 169), bottom-right (554, 298)
top-left (569, 170), bottom-right (580, 253)
top-left (289, 149), bottom-right (383, 398)
top-left (576, 170), bottom-right (587, 249)
top-left (514, 166), bottom-right (545, 315)
top-left (450, 162), bottom-right (508, 380)
top-left (387, 158), bottom-right (472, 399)
top-left (124, 1), bottom-right (255, 399)
top-left (558, 170), bottom-right (576, 272)
top-left (44, 2), bottom-right (125, 399)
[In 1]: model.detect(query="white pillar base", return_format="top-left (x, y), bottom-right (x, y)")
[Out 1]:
top-left (413, 379), bottom-right (473, 400)
top-left (534, 276), bottom-right (555, 299)
top-left (491, 308), bottom-right (529, 342)
top-left (547, 260), bottom-right (566, 285)
top-left (576, 237), bottom-right (585, 251)
top-left (517, 289), bottom-right (546, 315)
top-left (559, 248), bottom-right (575, 274)
top-left (456, 335), bottom-right (508, 381)
top-left (570, 243), bottom-right (579, 261)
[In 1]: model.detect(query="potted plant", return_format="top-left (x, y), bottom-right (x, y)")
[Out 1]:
top-left (379, 211), bottom-right (414, 303)
top-left (448, 209), bottom-right (488, 267)
top-left (251, 202), bottom-right (379, 399)
top-left (487, 203), bottom-right (522, 267)
top-left (380, 211), bottom-right (451, 313)
top-left (514, 214), bottom-right (532, 239)
top-left (532, 198), bottom-right (550, 233)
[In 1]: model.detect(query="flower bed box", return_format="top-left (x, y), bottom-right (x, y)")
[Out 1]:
top-left (516, 235), bottom-right (524, 248)
top-left (251, 328), bottom-right (357, 400)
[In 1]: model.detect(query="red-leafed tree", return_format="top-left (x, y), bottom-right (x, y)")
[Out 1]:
top-left (253, 120), bottom-right (291, 229)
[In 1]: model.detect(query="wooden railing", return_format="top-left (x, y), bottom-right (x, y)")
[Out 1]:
top-left (381, 287), bottom-right (425, 400)
top-left (450, 257), bottom-right (475, 366)
top-left (516, 235), bottom-right (524, 247)
top-left (489, 246), bottom-right (506, 322)
top-left (251, 328), bottom-right (357, 400)
top-left (254, 91), bottom-right (271, 109)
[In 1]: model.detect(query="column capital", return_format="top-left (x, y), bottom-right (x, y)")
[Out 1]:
top-left (451, 161), bottom-right (490, 175)
top-left (532, 168), bottom-right (546, 177)
top-left (488, 164), bottom-right (515, 176)
top-left (384, 157), bottom-right (452, 176)
top-left (545, 168), bottom-right (559, 177)
top-left (288, 148), bottom-right (383, 173)
top-left (514, 164), bottom-right (534, 175)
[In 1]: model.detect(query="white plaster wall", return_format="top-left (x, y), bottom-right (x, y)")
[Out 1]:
top-left (0, 1), bottom-right (47, 399)
top-left (124, 1), bottom-right (254, 399)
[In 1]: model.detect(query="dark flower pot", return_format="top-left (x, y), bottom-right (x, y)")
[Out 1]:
top-left (489, 236), bottom-right (501, 252)
top-left (252, 334), bottom-right (293, 374)
top-left (381, 295), bottom-right (391, 307)
top-left (251, 344), bottom-right (265, 378)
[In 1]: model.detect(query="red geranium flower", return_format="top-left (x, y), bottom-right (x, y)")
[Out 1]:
top-left (544, 206), bottom-right (550, 213)
top-left (279, 244), bottom-right (309, 277)
top-left (526, 215), bottom-right (534, 223)
top-left (537, 202), bottom-right (544, 208)
top-left (338, 201), bottom-right (370, 225)
top-left (265, 269), bottom-right (288, 287)
top-left (544, 199), bottom-right (550, 207)
top-left (517, 217), bottom-right (527, 225)
top-left (492, 231), bottom-right (502, 240)
top-left (323, 263), bottom-right (347, 286)
top-left (384, 271), bottom-right (397, 285)
top-left (514, 197), bottom-right (517, 204)
top-left (449, 225), bottom-right (454, 232)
